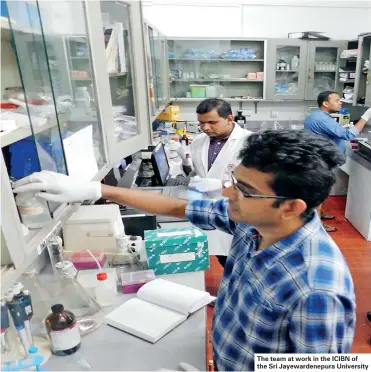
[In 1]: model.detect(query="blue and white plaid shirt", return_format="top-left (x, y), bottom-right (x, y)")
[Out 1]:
top-left (186, 199), bottom-right (356, 372)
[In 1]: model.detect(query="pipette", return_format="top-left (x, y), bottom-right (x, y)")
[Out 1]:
top-left (13, 289), bottom-right (33, 346)
top-left (6, 299), bottom-right (31, 355)
top-left (1, 301), bottom-right (10, 353)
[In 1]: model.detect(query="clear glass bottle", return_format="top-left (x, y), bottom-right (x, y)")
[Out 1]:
top-left (47, 237), bottom-right (64, 274)
top-left (53, 262), bottom-right (103, 335)
top-left (15, 192), bottom-right (51, 229)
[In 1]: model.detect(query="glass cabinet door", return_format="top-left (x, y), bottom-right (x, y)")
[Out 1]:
top-left (154, 29), bottom-right (165, 109)
top-left (266, 39), bottom-right (307, 100)
top-left (37, 1), bottom-right (108, 181)
top-left (145, 24), bottom-right (168, 116)
top-left (160, 33), bottom-right (170, 107)
top-left (143, 23), bottom-right (156, 117)
top-left (148, 26), bottom-right (159, 110)
top-left (6, 0), bottom-right (109, 185)
top-left (5, 0), bottom-right (68, 180)
top-left (99, 1), bottom-right (139, 143)
top-left (306, 41), bottom-right (346, 101)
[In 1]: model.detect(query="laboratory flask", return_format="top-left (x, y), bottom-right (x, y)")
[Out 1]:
top-left (54, 261), bottom-right (104, 335)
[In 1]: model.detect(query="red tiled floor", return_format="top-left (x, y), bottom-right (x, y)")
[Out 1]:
top-left (204, 196), bottom-right (371, 364)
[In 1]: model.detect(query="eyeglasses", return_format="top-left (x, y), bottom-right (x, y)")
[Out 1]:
top-left (227, 173), bottom-right (291, 200)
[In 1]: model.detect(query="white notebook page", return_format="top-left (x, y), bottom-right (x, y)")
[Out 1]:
top-left (105, 298), bottom-right (187, 343)
top-left (138, 278), bottom-right (212, 315)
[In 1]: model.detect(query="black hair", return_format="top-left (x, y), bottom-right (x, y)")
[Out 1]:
top-left (196, 98), bottom-right (232, 119)
top-left (239, 130), bottom-right (345, 220)
top-left (317, 90), bottom-right (339, 107)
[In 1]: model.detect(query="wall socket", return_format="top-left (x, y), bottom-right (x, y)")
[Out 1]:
top-left (270, 111), bottom-right (279, 118)
top-left (245, 110), bottom-right (253, 117)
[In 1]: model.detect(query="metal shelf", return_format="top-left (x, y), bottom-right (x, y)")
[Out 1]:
top-left (171, 78), bottom-right (264, 83)
top-left (109, 72), bottom-right (127, 77)
top-left (1, 16), bottom-right (41, 39)
top-left (169, 58), bottom-right (264, 62)
top-left (0, 114), bottom-right (68, 148)
top-left (170, 97), bottom-right (265, 102)
top-left (71, 78), bottom-right (91, 81)
top-left (276, 70), bottom-right (299, 73)
top-left (0, 212), bottom-right (71, 296)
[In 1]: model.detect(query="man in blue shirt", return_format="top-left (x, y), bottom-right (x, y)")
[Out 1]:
top-left (304, 90), bottom-right (371, 232)
top-left (13, 130), bottom-right (356, 372)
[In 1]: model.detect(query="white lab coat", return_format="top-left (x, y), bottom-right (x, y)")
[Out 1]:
top-left (190, 123), bottom-right (251, 256)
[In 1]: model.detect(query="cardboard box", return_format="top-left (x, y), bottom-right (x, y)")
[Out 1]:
top-left (247, 72), bottom-right (257, 80)
top-left (157, 105), bottom-right (181, 121)
top-left (257, 72), bottom-right (264, 80)
top-left (144, 227), bottom-right (209, 275)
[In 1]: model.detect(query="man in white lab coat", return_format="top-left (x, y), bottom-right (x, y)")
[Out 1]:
top-left (190, 99), bottom-right (251, 267)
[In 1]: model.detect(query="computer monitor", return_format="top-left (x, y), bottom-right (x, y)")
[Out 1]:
top-left (151, 143), bottom-right (170, 186)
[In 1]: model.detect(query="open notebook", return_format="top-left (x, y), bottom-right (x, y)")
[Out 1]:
top-left (105, 278), bottom-right (215, 343)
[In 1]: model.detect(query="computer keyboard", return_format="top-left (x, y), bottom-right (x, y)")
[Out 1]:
top-left (166, 176), bottom-right (190, 187)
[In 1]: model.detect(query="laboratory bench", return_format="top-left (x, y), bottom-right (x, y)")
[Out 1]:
top-left (43, 271), bottom-right (207, 371)
top-left (37, 220), bottom-right (208, 371)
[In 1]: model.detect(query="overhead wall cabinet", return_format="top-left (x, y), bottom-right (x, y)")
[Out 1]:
top-left (266, 39), bottom-right (347, 100)
top-left (167, 38), bottom-right (267, 102)
top-left (0, 0), bottom-right (150, 293)
top-left (266, 39), bottom-right (308, 100)
top-left (305, 41), bottom-right (347, 101)
top-left (354, 33), bottom-right (371, 107)
top-left (143, 20), bottom-right (169, 120)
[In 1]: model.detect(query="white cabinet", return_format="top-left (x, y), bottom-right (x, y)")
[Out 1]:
top-left (266, 39), bottom-right (346, 100)
top-left (354, 33), bottom-right (371, 107)
top-left (0, 0), bottom-right (150, 293)
top-left (345, 156), bottom-right (371, 241)
top-left (266, 39), bottom-right (308, 100)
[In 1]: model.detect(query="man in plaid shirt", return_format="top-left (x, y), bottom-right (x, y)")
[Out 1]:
top-left (14, 130), bottom-right (356, 371)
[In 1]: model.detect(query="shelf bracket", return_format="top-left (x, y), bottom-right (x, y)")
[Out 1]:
top-left (254, 101), bottom-right (258, 114)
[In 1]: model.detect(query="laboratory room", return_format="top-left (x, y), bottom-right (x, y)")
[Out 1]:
top-left (1, 0), bottom-right (371, 370)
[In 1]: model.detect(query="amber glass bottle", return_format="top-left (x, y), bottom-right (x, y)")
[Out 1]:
top-left (45, 304), bottom-right (81, 356)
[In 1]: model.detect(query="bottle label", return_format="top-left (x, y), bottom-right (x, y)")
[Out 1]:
top-left (18, 206), bottom-right (44, 215)
top-left (50, 321), bottom-right (81, 351)
top-left (237, 120), bottom-right (245, 124)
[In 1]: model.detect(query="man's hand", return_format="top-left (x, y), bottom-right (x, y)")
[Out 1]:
top-left (361, 107), bottom-right (371, 122)
top-left (12, 171), bottom-right (102, 203)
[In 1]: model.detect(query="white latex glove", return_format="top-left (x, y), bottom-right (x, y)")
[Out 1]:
top-left (361, 107), bottom-right (371, 122)
top-left (12, 171), bottom-right (101, 203)
top-left (188, 177), bottom-right (222, 192)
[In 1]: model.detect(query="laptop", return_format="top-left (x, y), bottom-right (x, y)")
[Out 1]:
top-left (151, 143), bottom-right (190, 187)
